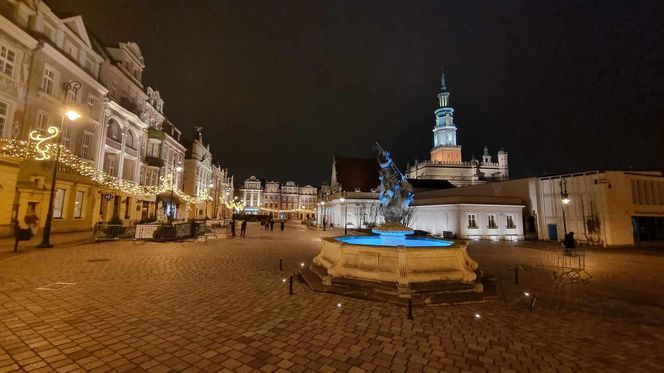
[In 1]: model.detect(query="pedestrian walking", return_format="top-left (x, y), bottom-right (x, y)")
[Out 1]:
top-left (280, 220), bottom-right (284, 231)
top-left (270, 218), bottom-right (274, 231)
top-left (240, 220), bottom-right (247, 238)
top-left (24, 208), bottom-right (39, 238)
top-left (230, 219), bottom-right (236, 237)
top-left (260, 219), bottom-right (265, 231)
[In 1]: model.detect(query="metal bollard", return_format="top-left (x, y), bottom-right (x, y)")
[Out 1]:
top-left (289, 275), bottom-right (293, 295)
top-left (407, 299), bottom-right (413, 320)
top-left (514, 267), bottom-right (519, 284)
top-left (279, 259), bottom-right (283, 271)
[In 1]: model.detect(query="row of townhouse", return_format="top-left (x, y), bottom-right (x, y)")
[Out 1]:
top-left (240, 176), bottom-right (318, 220)
top-left (0, 1), bottom-right (233, 237)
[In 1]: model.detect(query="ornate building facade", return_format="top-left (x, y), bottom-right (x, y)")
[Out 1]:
top-left (405, 73), bottom-right (509, 187)
top-left (0, 0), bottom-right (233, 237)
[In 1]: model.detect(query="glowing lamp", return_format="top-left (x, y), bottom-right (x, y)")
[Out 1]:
top-left (64, 110), bottom-right (81, 121)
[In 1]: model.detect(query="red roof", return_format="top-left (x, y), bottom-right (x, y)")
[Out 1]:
top-left (335, 157), bottom-right (380, 192)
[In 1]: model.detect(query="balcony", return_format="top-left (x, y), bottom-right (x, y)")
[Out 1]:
top-left (147, 127), bottom-right (166, 140)
top-left (144, 156), bottom-right (164, 168)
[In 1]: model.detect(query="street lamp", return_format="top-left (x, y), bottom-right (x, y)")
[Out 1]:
top-left (37, 109), bottom-right (81, 248)
top-left (169, 163), bottom-right (183, 222)
top-left (204, 182), bottom-right (213, 220)
top-left (560, 179), bottom-right (570, 236)
top-left (340, 197), bottom-right (347, 235)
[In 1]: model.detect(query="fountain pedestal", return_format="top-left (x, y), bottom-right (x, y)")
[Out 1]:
top-left (301, 235), bottom-right (495, 304)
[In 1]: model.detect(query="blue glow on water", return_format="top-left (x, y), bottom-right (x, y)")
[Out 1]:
top-left (336, 235), bottom-right (453, 247)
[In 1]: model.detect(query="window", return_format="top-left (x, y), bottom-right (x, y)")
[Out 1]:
top-left (108, 121), bottom-right (120, 141)
top-left (126, 131), bottom-right (135, 149)
top-left (87, 95), bottom-right (96, 117)
top-left (53, 188), bottom-right (66, 219)
top-left (0, 101), bottom-right (7, 136)
top-left (41, 66), bottom-right (55, 95)
top-left (80, 132), bottom-right (92, 159)
top-left (36, 111), bottom-right (48, 133)
top-left (0, 44), bottom-right (16, 77)
top-left (506, 215), bottom-right (516, 229)
top-left (65, 84), bottom-right (79, 103)
top-left (488, 214), bottom-right (497, 229)
top-left (43, 23), bottom-right (54, 41)
top-left (106, 156), bottom-right (116, 176)
top-left (73, 190), bottom-right (85, 218)
top-left (468, 214), bottom-right (478, 229)
top-left (62, 126), bottom-right (71, 149)
top-left (64, 41), bottom-right (77, 59)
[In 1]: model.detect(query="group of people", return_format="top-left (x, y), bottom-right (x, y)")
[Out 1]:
top-left (228, 217), bottom-right (285, 238)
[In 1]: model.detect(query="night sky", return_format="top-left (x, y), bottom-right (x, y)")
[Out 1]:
top-left (48, 0), bottom-right (664, 186)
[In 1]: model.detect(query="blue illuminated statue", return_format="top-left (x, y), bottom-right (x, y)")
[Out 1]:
top-left (375, 142), bottom-right (414, 225)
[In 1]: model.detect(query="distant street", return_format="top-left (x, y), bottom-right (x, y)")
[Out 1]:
top-left (1, 222), bottom-right (662, 372)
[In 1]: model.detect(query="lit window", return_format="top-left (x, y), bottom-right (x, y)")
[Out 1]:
top-left (468, 214), bottom-right (478, 229)
top-left (42, 66), bottom-right (55, 95)
top-left (73, 190), bottom-right (85, 219)
top-left (488, 214), bottom-right (497, 229)
top-left (506, 215), bottom-right (516, 229)
top-left (53, 188), bottom-right (66, 219)
top-left (0, 101), bottom-right (8, 136)
top-left (0, 45), bottom-right (16, 77)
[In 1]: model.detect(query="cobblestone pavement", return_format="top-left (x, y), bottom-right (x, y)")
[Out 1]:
top-left (0, 223), bottom-right (663, 372)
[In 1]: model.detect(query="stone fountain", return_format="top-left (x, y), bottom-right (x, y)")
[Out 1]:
top-left (301, 143), bottom-right (493, 304)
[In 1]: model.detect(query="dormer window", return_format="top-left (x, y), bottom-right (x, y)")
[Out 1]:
top-left (64, 41), bottom-right (78, 59)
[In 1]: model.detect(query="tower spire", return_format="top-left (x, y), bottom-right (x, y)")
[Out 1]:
top-left (440, 69), bottom-right (447, 92)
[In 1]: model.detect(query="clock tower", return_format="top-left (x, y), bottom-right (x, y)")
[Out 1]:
top-left (430, 72), bottom-right (462, 164)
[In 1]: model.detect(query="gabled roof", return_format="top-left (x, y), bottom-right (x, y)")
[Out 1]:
top-left (61, 15), bottom-right (91, 47)
top-left (334, 156), bottom-right (380, 192)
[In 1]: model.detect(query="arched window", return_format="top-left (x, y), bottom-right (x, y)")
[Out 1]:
top-left (126, 130), bottom-right (135, 149)
top-left (107, 119), bottom-right (121, 141)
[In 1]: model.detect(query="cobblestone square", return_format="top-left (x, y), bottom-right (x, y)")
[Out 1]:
top-left (1, 223), bottom-right (663, 372)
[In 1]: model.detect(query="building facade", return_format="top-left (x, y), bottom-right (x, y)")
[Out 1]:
top-left (318, 155), bottom-right (524, 240)
top-left (239, 176), bottom-right (317, 219)
top-left (240, 176), bottom-right (262, 215)
top-left (0, 1), bottom-right (233, 237)
top-left (406, 72), bottom-right (509, 186)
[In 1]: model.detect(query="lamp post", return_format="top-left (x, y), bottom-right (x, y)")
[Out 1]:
top-left (560, 179), bottom-right (570, 236)
top-left (205, 182), bottom-right (213, 220)
top-left (340, 196), bottom-right (347, 235)
top-left (170, 162), bottom-right (183, 222)
top-left (37, 109), bottom-right (81, 248)
top-left (321, 201), bottom-right (326, 231)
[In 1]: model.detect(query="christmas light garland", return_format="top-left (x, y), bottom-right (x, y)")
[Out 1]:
top-left (0, 137), bottom-right (209, 203)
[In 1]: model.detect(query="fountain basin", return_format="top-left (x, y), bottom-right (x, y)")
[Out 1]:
top-left (313, 236), bottom-right (480, 290)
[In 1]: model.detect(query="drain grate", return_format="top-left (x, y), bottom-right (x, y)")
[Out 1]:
top-left (36, 282), bottom-right (77, 291)
top-left (86, 258), bottom-right (110, 263)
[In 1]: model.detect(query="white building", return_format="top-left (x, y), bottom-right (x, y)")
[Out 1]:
top-left (183, 129), bottom-right (213, 220)
top-left (422, 171), bottom-right (664, 246)
top-left (319, 156), bottom-right (525, 240)
top-left (240, 176), bottom-right (262, 214)
top-left (406, 72), bottom-right (509, 186)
